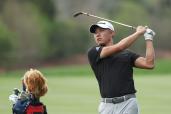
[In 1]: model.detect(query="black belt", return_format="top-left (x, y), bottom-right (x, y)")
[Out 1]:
top-left (101, 94), bottom-right (136, 104)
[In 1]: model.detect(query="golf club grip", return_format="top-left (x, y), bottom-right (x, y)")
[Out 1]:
top-left (22, 80), bottom-right (26, 91)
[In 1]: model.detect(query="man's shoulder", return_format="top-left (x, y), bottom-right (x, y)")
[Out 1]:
top-left (88, 46), bottom-right (101, 53)
top-left (88, 45), bottom-right (101, 50)
top-left (87, 45), bottom-right (103, 63)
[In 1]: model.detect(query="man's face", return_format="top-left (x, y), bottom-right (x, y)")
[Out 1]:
top-left (94, 27), bottom-right (114, 46)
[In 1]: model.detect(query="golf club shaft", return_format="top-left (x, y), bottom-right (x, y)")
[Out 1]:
top-left (80, 12), bottom-right (136, 29)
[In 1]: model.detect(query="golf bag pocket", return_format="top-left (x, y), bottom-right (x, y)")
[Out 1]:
top-left (25, 104), bottom-right (44, 114)
top-left (12, 99), bottom-right (29, 114)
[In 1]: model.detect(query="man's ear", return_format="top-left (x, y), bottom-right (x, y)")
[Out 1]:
top-left (111, 31), bottom-right (115, 37)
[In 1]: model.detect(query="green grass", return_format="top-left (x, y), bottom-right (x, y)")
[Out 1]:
top-left (0, 59), bottom-right (171, 114)
top-left (134, 59), bottom-right (171, 75)
top-left (0, 75), bottom-right (171, 114)
top-left (1, 59), bottom-right (171, 77)
top-left (42, 58), bottom-right (171, 76)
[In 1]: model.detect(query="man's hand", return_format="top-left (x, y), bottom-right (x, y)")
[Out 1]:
top-left (136, 26), bottom-right (146, 35)
top-left (144, 28), bottom-right (156, 41)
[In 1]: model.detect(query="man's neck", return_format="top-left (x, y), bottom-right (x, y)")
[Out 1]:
top-left (105, 41), bottom-right (113, 46)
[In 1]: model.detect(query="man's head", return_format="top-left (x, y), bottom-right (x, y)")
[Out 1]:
top-left (90, 21), bottom-right (115, 46)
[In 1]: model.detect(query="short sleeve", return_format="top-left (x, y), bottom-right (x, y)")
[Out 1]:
top-left (87, 46), bottom-right (103, 66)
top-left (128, 50), bottom-right (140, 66)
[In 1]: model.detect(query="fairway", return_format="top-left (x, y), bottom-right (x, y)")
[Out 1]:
top-left (0, 74), bottom-right (171, 114)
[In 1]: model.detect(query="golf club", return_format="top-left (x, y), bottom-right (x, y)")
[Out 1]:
top-left (73, 12), bottom-right (136, 29)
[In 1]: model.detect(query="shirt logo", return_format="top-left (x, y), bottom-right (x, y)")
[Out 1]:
top-left (96, 47), bottom-right (100, 51)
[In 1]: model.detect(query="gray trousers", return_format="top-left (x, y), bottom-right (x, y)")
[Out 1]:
top-left (98, 98), bottom-right (139, 114)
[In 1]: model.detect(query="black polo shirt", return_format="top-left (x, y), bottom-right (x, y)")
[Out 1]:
top-left (88, 46), bottom-right (140, 98)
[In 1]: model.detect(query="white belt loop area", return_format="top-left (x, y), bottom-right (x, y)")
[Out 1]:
top-left (105, 98), bottom-right (107, 103)
top-left (123, 96), bottom-right (126, 101)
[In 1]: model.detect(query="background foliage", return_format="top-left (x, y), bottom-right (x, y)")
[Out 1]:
top-left (0, 0), bottom-right (170, 68)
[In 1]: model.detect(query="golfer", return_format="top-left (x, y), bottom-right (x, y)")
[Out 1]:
top-left (87, 21), bottom-right (155, 114)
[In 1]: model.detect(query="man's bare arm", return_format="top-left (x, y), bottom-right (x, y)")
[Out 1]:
top-left (100, 26), bottom-right (146, 58)
top-left (135, 41), bottom-right (155, 69)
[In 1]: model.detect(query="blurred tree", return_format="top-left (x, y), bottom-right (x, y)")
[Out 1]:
top-left (109, 1), bottom-right (149, 53)
top-left (56, 0), bottom-right (101, 20)
top-left (159, 0), bottom-right (171, 16)
top-left (1, 0), bottom-right (51, 67)
top-left (0, 0), bottom-right (5, 13)
top-left (0, 21), bottom-right (13, 67)
top-left (161, 0), bottom-right (171, 7)
top-left (0, 0), bottom-right (171, 68)
top-left (46, 20), bottom-right (89, 60)
top-left (28, 0), bottom-right (56, 20)
top-left (140, 0), bottom-right (171, 50)
top-left (100, 0), bottom-right (120, 18)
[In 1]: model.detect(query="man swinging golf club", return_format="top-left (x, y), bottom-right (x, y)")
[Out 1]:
top-left (87, 21), bottom-right (155, 114)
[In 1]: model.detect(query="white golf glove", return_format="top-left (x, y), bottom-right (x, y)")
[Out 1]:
top-left (144, 28), bottom-right (155, 41)
top-left (9, 88), bottom-right (21, 104)
top-left (9, 94), bottom-right (19, 104)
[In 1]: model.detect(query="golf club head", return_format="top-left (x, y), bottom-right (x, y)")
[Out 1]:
top-left (13, 88), bottom-right (21, 96)
top-left (73, 12), bottom-right (84, 17)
